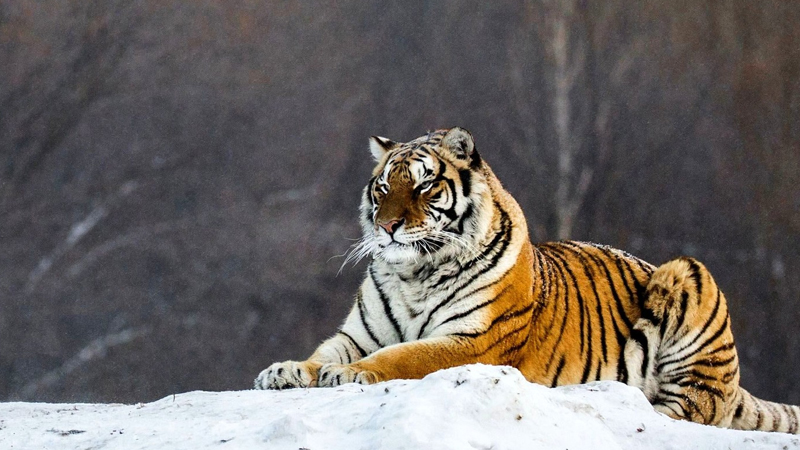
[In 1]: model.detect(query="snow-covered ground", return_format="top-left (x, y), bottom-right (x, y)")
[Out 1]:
top-left (1, 364), bottom-right (798, 450)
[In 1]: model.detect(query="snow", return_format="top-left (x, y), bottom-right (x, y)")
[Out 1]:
top-left (1, 364), bottom-right (799, 450)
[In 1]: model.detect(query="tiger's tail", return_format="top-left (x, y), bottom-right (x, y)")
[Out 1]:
top-left (730, 387), bottom-right (800, 434)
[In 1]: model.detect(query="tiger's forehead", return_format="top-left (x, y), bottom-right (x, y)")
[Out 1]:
top-left (400, 129), bottom-right (447, 150)
top-left (380, 131), bottom-right (448, 183)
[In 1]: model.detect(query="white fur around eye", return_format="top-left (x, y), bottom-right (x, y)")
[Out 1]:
top-left (418, 180), bottom-right (434, 193)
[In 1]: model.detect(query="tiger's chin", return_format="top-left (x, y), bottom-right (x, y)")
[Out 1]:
top-left (374, 242), bottom-right (424, 264)
top-left (373, 238), bottom-right (465, 265)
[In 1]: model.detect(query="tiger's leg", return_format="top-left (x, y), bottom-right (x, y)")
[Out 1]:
top-left (624, 257), bottom-right (740, 427)
top-left (316, 334), bottom-right (494, 387)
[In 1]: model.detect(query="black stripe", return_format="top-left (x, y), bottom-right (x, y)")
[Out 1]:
top-left (676, 379), bottom-right (725, 399)
top-left (429, 163), bottom-right (457, 216)
top-left (366, 176), bottom-right (377, 201)
top-left (475, 319), bottom-right (531, 357)
top-left (733, 398), bottom-right (745, 419)
top-left (369, 266), bottom-right (403, 342)
top-left (560, 242), bottom-right (609, 364)
top-left (608, 249), bottom-right (651, 312)
top-left (703, 341), bottom-right (736, 356)
top-left (657, 314), bottom-right (729, 372)
top-left (690, 354), bottom-right (737, 368)
top-left (488, 302), bottom-right (535, 332)
top-left (594, 290), bottom-right (608, 365)
top-left (640, 306), bottom-right (660, 326)
top-left (438, 202), bottom-right (511, 283)
top-left (337, 330), bottom-right (367, 359)
top-left (418, 206), bottom-right (512, 337)
top-left (431, 204), bottom-right (458, 221)
top-left (551, 356), bottom-right (566, 387)
top-left (578, 247), bottom-right (632, 382)
top-left (762, 401), bottom-right (779, 431)
top-left (453, 203), bottom-right (474, 235)
top-left (412, 261), bottom-right (433, 280)
top-left (542, 247), bottom-right (593, 384)
top-left (756, 402), bottom-right (764, 429)
top-left (542, 256), bottom-right (571, 375)
top-left (458, 169), bottom-right (472, 198)
top-left (533, 247), bottom-right (563, 343)
top-left (437, 281), bottom-right (508, 327)
top-left (656, 287), bottom-right (723, 368)
top-left (531, 251), bottom-right (561, 347)
top-left (469, 149), bottom-right (483, 169)
top-left (782, 404), bottom-right (798, 433)
top-left (533, 248), bottom-right (548, 296)
top-left (656, 386), bottom-right (682, 400)
top-left (767, 402), bottom-right (783, 431)
top-left (721, 364), bottom-right (739, 383)
top-left (667, 368), bottom-right (721, 383)
top-left (542, 246), bottom-right (587, 355)
top-left (452, 301), bottom-right (534, 339)
top-left (682, 257), bottom-right (704, 301)
top-left (673, 291), bottom-right (690, 335)
top-left (656, 401), bottom-right (685, 419)
top-left (630, 328), bottom-right (650, 379)
top-left (683, 393), bottom-right (708, 423)
top-left (333, 343), bottom-right (348, 363)
top-left (617, 336), bottom-right (629, 383)
top-left (657, 389), bottom-right (700, 421)
top-left (609, 254), bottom-right (641, 328)
top-left (501, 320), bottom-right (534, 362)
top-left (403, 302), bottom-right (423, 319)
top-left (357, 291), bottom-right (383, 347)
top-left (365, 177), bottom-right (377, 223)
top-left (616, 248), bottom-right (656, 276)
top-left (585, 246), bottom-right (635, 332)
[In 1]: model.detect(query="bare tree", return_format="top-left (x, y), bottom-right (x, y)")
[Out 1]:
top-left (546, 0), bottom-right (593, 239)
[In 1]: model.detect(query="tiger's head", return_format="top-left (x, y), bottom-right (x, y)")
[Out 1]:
top-left (348, 127), bottom-right (494, 265)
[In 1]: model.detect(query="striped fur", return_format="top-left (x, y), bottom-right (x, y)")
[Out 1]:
top-left (255, 127), bottom-right (800, 433)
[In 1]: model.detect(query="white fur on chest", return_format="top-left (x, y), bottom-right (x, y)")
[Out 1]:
top-left (371, 262), bottom-right (461, 339)
top-left (368, 244), bottom-right (517, 341)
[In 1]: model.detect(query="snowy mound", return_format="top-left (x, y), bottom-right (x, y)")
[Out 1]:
top-left (2, 364), bottom-right (799, 450)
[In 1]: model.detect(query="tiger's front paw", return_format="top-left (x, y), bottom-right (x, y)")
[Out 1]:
top-left (254, 360), bottom-right (321, 390)
top-left (317, 363), bottom-right (380, 387)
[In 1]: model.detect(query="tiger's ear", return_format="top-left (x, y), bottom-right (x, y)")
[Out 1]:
top-left (441, 127), bottom-right (476, 162)
top-left (369, 136), bottom-right (397, 161)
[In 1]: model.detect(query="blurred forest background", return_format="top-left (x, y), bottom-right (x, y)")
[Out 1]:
top-left (1, 0), bottom-right (799, 404)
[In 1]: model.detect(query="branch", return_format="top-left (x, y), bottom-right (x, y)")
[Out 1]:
top-left (13, 325), bottom-right (152, 401)
top-left (23, 180), bottom-right (138, 294)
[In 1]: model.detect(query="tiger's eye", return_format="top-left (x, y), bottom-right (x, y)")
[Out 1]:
top-left (418, 180), bottom-right (434, 193)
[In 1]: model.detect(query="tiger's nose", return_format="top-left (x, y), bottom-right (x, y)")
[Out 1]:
top-left (378, 218), bottom-right (404, 235)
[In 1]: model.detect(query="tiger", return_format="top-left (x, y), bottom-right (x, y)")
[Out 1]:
top-left (254, 126), bottom-right (800, 433)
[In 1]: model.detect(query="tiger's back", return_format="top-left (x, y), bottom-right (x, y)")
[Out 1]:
top-left (255, 127), bottom-right (800, 434)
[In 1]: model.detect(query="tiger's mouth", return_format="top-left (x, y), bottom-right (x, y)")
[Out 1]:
top-left (375, 230), bottom-right (471, 264)
top-left (342, 225), bottom-right (475, 269)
